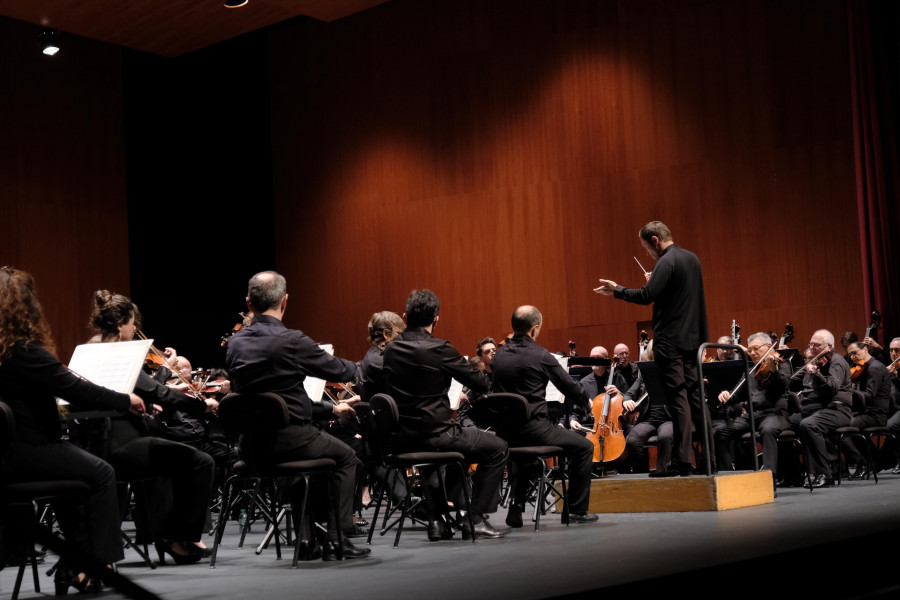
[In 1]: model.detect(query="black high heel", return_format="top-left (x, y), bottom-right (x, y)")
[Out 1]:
top-left (155, 540), bottom-right (201, 565)
top-left (53, 567), bottom-right (102, 596)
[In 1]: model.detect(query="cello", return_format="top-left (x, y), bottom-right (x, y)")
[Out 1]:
top-left (585, 357), bottom-right (626, 463)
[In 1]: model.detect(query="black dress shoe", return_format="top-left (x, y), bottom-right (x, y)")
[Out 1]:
top-left (462, 516), bottom-right (509, 539)
top-left (427, 520), bottom-right (445, 542)
top-left (809, 474), bottom-right (833, 489)
top-left (849, 465), bottom-right (869, 480)
top-left (323, 538), bottom-right (371, 561)
top-left (569, 513), bottom-right (599, 524)
top-left (343, 524), bottom-right (368, 538)
top-left (892, 464), bottom-right (900, 475)
top-left (505, 504), bottom-right (524, 528)
top-left (648, 467), bottom-right (679, 478)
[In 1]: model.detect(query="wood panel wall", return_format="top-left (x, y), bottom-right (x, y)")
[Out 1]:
top-left (0, 17), bottom-right (130, 361)
top-left (268, 0), bottom-right (864, 362)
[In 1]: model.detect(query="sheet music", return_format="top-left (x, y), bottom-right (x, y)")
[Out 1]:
top-left (545, 354), bottom-right (569, 402)
top-left (306, 344), bottom-right (334, 403)
top-left (66, 339), bottom-right (151, 395)
top-left (448, 355), bottom-right (468, 410)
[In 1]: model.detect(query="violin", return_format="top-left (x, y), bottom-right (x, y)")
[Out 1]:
top-left (136, 330), bottom-right (208, 401)
top-left (143, 349), bottom-right (166, 371)
top-left (754, 352), bottom-right (784, 383)
top-left (221, 312), bottom-right (252, 347)
top-left (585, 357), bottom-right (627, 464)
top-left (789, 347), bottom-right (831, 380)
top-left (850, 360), bottom-right (868, 383)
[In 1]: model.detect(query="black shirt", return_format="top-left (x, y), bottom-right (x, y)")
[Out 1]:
top-left (854, 358), bottom-right (892, 417)
top-left (225, 314), bottom-right (358, 423)
top-left (490, 333), bottom-right (589, 421)
top-left (614, 243), bottom-right (708, 350)
top-left (382, 326), bottom-right (489, 440)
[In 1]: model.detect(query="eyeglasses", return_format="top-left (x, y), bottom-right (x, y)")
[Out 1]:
top-left (808, 343), bottom-right (830, 349)
top-left (748, 344), bottom-right (771, 353)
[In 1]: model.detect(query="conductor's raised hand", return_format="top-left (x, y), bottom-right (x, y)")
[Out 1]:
top-left (593, 279), bottom-right (617, 295)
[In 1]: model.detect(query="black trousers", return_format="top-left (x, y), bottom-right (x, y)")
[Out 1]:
top-left (624, 419), bottom-right (673, 472)
top-left (406, 425), bottom-right (508, 518)
top-left (654, 341), bottom-right (715, 468)
top-left (8, 440), bottom-right (124, 564)
top-left (799, 405), bottom-right (852, 476)
top-left (109, 436), bottom-right (214, 542)
top-left (266, 423), bottom-right (360, 533)
top-left (716, 412), bottom-right (789, 471)
top-left (502, 418), bottom-right (593, 514)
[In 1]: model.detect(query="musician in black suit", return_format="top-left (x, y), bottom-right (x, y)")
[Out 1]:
top-left (843, 341), bottom-right (892, 479)
top-left (225, 271), bottom-right (370, 558)
top-left (381, 289), bottom-right (509, 539)
top-left (490, 306), bottom-right (599, 526)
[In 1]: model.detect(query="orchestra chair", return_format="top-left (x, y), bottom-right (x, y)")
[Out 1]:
top-left (775, 393), bottom-right (815, 492)
top-left (470, 393), bottom-right (569, 531)
top-left (364, 393), bottom-right (476, 547)
top-left (211, 392), bottom-right (341, 568)
top-left (827, 390), bottom-right (876, 486)
top-left (862, 425), bottom-right (897, 475)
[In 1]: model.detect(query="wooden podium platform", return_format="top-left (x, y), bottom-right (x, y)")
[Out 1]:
top-left (583, 470), bottom-right (775, 513)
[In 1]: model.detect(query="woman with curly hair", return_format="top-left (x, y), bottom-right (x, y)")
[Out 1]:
top-left (0, 266), bottom-right (145, 593)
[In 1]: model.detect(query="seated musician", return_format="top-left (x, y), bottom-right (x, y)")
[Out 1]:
top-left (607, 341), bottom-right (676, 475)
top-left (842, 341), bottom-right (892, 479)
top-left (224, 271), bottom-right (370, 559)
top-left (458, 337), bottom-right (497, 428)
top-left (88, 290), bottom-right (217, 563)
top-left (885, 338), bottom-right (900, 474)
top-left (613, 343), bottom-right (639, 390)
top-left (490, 305), bottom-right (599, 527)
top-left (382, 289), bottom-right (509, 540)
top-left (357, 311), bottom-right (405, 402)
top-left (714, 332), bottom-right (791, 474)
top-left (795, 329), bottom-right (853, 488)
top-left (575, 345), bottom-right (627, 433)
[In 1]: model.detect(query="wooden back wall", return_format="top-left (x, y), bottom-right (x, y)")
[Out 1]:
top-left (268, 0), bottom-right (864, 362)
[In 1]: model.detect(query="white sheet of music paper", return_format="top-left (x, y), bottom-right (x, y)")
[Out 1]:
top-left (545, 354), bottom-right (569, 402)
top-left (306, 344), bottom-right (334, 403)
top-left (65, 339), bottom-right (152, 395)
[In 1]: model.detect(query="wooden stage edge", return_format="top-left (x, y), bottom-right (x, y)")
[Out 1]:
top-left (584, 470), bottom-right (775, 513)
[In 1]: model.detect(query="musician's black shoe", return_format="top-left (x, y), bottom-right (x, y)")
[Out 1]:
top-left (427, 520), bottom-right (445, 542)
top-left (568, 513), bottom-right (599, 524)
top-left (505, 503), bottom-right (524, 528)
top-left (648, 467), bottom-right (679, 478)
top-left (323, 538), bottom-right (371, 561)
top-left (892, 463), bottom-right (900, 475)
top-left (462, 516), bottom-right (509, 539)
top-left (809, 474), bottom-right (833, 489)
top-left (343, 524), bottom-right (368, 538)
top-left (849, 465), bottom-right (869, 480)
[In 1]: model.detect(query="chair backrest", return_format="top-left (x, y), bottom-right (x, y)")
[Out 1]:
top-left (470, 393), bottom-right (530, 432)
top-left (0, 401), bottom-right (15, 469)
top-left (366, 394), bottom-right (399, 463)
top-left (217, 392), bottom-right (290, 436)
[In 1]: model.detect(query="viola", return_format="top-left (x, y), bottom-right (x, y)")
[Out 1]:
top-left (585, 357), bottom-right (626, 463)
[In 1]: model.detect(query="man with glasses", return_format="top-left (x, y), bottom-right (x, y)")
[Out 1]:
top-left (796, 329), bottom-right (853, 488)
top-left (613, 343), bottom-right (639, 389)
top-left (841, 341), bottom-right (891, 479)
top-left (713, 332), bottom-right (791, 473)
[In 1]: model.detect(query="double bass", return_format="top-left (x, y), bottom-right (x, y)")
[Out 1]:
top-left (585, 357), bottom-right (626, 463)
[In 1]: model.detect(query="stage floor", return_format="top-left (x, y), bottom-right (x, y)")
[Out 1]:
top-left (4, 470), bottom-right (900, 600)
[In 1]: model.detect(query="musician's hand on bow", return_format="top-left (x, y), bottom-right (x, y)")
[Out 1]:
top-left (623, 399), bottom-right (637, 412)
top-left (333, 402), bottom-right (356, 419)
top-left (593, 279), bottom-right (617, 295)
top-left (204, 398), bottom-right (219, 414)
top-left (458, 392), bottom-right (470, 407)
top-left (129, 393), bottom-right (146, 414)
top-left (644, 272), bottom-right (651, 283)
top-left (718, 390), bottom-right (731, 405)
top-left (569, 419), bottom-right (585, 431)
top-left (163, 347), bottom-right (179, 368)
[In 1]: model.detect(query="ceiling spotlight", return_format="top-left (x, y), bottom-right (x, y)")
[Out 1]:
top-left (224, 0), bottom-right (248, 7)
top-left (40, 28), bottom-right (60, 56)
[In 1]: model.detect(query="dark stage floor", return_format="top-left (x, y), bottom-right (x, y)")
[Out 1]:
top-left (5, 471), bottom-right (900, 600)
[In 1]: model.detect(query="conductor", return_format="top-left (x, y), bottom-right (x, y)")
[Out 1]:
top-left (593, 221), bottom-right (715, 476)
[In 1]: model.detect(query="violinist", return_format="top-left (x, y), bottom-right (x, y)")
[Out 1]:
top-left (457, 336), bottom-right (496, 429)
top-left (88, 290), bottom-right (215, 563)
top-left (490, 305), bottom-right (599, 526)
top-left (842, 341), bottom-right (891, 479)
top-left (884, 338), bottom-right (900, 474)
top-left (796, 329), bottom-right (853, 488)
top-left (713, 332), bottom-right (791, 474)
